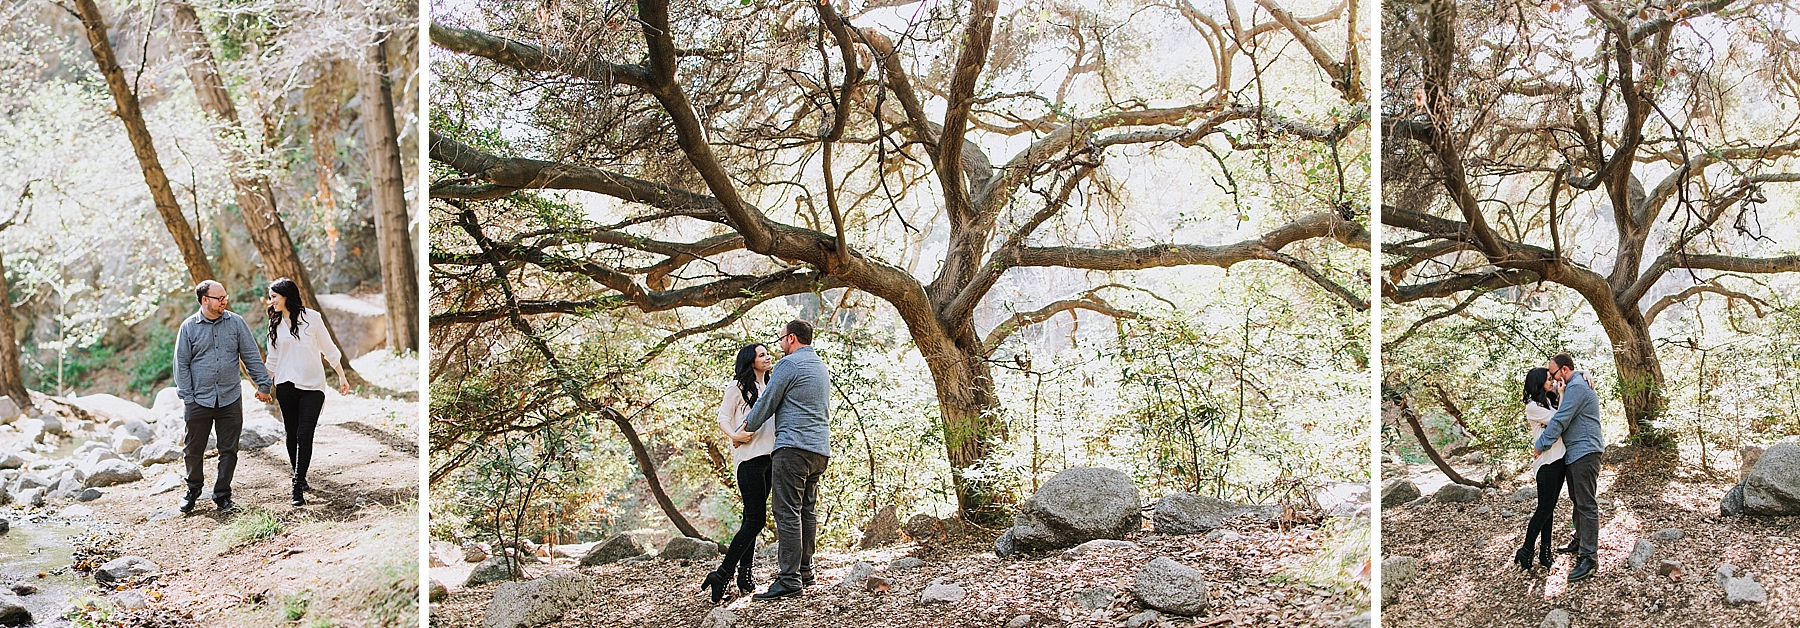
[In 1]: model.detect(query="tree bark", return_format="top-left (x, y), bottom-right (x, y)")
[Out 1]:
top-left (358, 30), bottom-right (421, 353)
top-left (73, 0), bottom-right (214, 283)
top-left (1595, 306), bottom-right (1668, 445)
top-left (0, 253), bottom-right (31, 413)
top-left (163, 0), bottom-right (382, 389)
top-left (1397, 393), bottom-right (1488, 488)
top-left (914, 330), bottom-right (1008, 524)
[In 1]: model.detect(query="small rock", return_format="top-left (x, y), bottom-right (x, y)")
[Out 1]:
top-left (110, 591), bottom-right (147, 610)
top-left (1380, 478), bottom-right (1421, 507)
top-left (0, 594), bottom-right (30, 625)
top-left (464, 543), bottom-right (489, 563)
top-left (1132, 557), bottom-right (1208, 616)
top-left (238, 420), bottom-right (285, 450)
top-left (1716, 563), bottom-right (1738, 588)
top-left (76, 488), bottom-right (102, 502)
top-left (1205, 529), bottom-right (1242, 542)
top-left (60, 504), bottom-right (92, 519)
top-left (1657, 560), bottom-right (1681, 577)
top-left (1433, 483), bottom-right (1482, 503)
top-left (1005, 615), bottom-right (1033, 628)
top-left (1472, 505), bottom-right (1492, 515)
top-left (1064, 538), bottom-right (1138, 557)
top-left (1627, 539), bottom-right (1654, 569)
top-left (83, 459), bottom-right (143, 488)
top-left (888, 557), bottom-right (926, 570)
top-left (579, 534), bottom-right (641, 566)
top-left (919, 582), bottom-right (966, 605)
top-left (700, 607), bottom-right (737, 628)
top-left (1510, 485), bottom-right (1537, 501)
top-left (479, 572), bottom-right (593, 628)
top-left (1650, 528), bottom-right (1684, 543)
top-left (135, 442), bottom-right (183, 466)
top-left (863, 575), bottom-right (891, 593)
top-left (94, 556), bottom-right (159, 583)
top-left (1381, 556), bottom-right (1420, 603)
top-left (8, 583), bottom-right (34, 596)
top-left (1540, 608), bottom-right (1570, 628)
top-left (994, 528), bottom-right (1016, 557)
top-left (1723, 573), bottom-right (1767, 605)
top-left (464, 556), bottom-right (520, 587)
top-left (148, 472), bottom-right (183, 495)
top-left (658, 536), bottom-right (720, 562)
top-left (1125, 610), bottom-right (1159, 628)
top-left (1072, 587), bottom-right (1113, 610)
top-left (0, 451), bottom-right (22, 470)
top-left (835, 561), bottom-right (877, 590)
top-left (1343, 611), bottom-right (1371, 628)
top-left (429, 578), bottom-right (449, 602)
top-left (902, 514), bottom-right (944, 540)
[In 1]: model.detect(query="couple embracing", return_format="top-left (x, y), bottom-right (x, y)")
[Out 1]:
top-left (1515, 353), bottom-right (1603, 582)
top-left (699, 320), bottom-right (832, 603)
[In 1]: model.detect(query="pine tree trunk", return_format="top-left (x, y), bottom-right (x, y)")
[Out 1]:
top-left (162, 0), bottom-right (386, 388)
top-left (357, 30), bottom-right (421, 353)
top-left (73, 0), bottom-right (214, 283)
top-left (0, 253), bottom-right (31, 413)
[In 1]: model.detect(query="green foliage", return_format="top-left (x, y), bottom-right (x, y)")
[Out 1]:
top-left (279, 591), bottom-right (311, 622)
top-left (127, 326), bottom-right (175, 395)
top-left (215, 508), bottom-right (283, 549)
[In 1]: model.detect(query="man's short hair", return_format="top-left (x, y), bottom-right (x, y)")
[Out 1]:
top-left (785, 320), bottom-right (814, 345)
top-left (195, 280), bottom-right (223, 302)
top-left (1551, 353), bottom-right (1575, 371)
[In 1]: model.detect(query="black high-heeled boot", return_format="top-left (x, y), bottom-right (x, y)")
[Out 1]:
top-left (291, 481), bottom-right (306, 507)
top-left (1514, 544), bottom-right (1535, 571)
top-left (736, 559), bottom-right (756, 593)
top-left (701, 570), bottom-right (727, 603)
top-left (1538, 529), bottom-right (1556, 568)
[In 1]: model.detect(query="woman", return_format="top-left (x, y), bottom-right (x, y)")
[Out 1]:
top-left (263, 278), bottom-right (350, 507)
top-left (700, 344), bottom-right (775, 603)
top-left (1515, 367), bottom-right (1566, 570)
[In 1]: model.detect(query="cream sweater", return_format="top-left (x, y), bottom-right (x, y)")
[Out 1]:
top-left (1526, 400), bottom-right (1567, 473)
top-left (264, 315), bottom-right (344, 392)
top-left (717, 380), bottom-right (773, 465)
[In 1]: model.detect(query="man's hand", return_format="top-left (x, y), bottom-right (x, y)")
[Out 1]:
top-left (255, 390), bottom-right (271, 403)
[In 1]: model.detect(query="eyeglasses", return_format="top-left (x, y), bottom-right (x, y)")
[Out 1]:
top-left (774, 333), bottom-right (794, 343)
top-left (203, 294), bottom-right (228, 303)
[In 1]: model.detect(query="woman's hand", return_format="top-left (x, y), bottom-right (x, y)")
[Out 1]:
top-left (729, 430), bottom-right (755, 445)
top-left (339, 379), bottom-right (352, 395)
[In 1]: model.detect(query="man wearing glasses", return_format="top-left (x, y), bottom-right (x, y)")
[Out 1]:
top-left (173, 280), bottom-right (274, 513)
top-left (741, 320), bottom-right (831, 600)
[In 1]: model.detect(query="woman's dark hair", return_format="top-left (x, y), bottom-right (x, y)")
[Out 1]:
top-left (733, 344), bottom-right (765, 405)
top-left (1523, 367), bottom-right (1559, 409)
top-left (266, 277), bottom-right (307, 349)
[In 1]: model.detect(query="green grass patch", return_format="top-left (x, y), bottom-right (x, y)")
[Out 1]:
top-left (127, 327), bottom-right (175, 395)
top-left (279, 591), bottom-right (310, 622)
top-left (215, 507), bottom-right (282, 549)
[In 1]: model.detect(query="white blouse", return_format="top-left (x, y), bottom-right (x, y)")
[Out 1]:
top-left (1526, 400), bottom-right (1566, 472)
top-left (264, 315), bottom-right (344, 392)
top-left (717, 380), bottom-right (773, 465)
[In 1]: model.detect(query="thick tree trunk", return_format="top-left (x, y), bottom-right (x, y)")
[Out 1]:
top-left (1596, 307), bottom-right (1668, 445)
top-left (73, 0), bottom-right (214, 283)
top-left (357, 30), bottom-right (421, 353)
top-left (165, 1), bottom-right (385, 390)
top-left (914, 327), bottom-right (1008, 524)
top-left (0, 254), bottom-right (31, 413)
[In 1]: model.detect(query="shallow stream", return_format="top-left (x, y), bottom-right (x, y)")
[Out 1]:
top-left (0, 512), bottom-right (89, 627)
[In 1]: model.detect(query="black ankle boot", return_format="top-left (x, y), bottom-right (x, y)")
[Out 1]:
top-left (290, 483), bottom-right (305, 507)
top-left (1514, 545), bottom-right (1534, 571)
top-left (736, 561), bottom-right (755, 593)
top-left (1538, 537), bottom-right (1556, 568)
top-left (700, 570), bottom-right (727, 603)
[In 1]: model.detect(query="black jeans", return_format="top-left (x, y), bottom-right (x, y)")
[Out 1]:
top-left (183, 398), bottom-right (243, 501)
top-left (1521, 458), bottom-right (1567, 554)
top-left (1565, 452), bottom-right (1602, 560)
top-left (716, 454), bottom-right (772, 576)
top-left (275, 383), bottom-right (326, 484)
top-left (770, 447), bottom-right (829, 587)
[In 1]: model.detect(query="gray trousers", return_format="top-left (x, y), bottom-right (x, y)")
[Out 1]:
top-left (770, 447), bottom-right (829, 586)
top-left (1565, 451), bottom-right (1602, 560)
top-left (183, 398), bottom-right (243, 501)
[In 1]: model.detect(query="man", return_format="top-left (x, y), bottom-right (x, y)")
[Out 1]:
top-left (741, 320), bottom-right (830, 600)
top-left (174, 280), bottom-right (274, 513)
top-left (1535, 353), bottom-right (1602, 582)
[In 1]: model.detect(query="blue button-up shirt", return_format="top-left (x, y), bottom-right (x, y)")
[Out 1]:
top-left (742, 345), bottom-right (831, 457)
top-left (174, 310), bottom-right (273, 408)
top-left (1536, 372), bottom-right (1603, 462)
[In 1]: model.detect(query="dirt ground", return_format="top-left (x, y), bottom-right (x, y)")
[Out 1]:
top-left (429, 516), bottom-right (1368, 628)
top-left (1381, 446), bottom-right (1799, 627)
top-left (4, 351), bottom-right (420, 628)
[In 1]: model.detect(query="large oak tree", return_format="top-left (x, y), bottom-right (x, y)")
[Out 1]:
top-left (1382, 0), bottom-right (1800, 443)
top-left (431, 0), bottom-right (1370, 522)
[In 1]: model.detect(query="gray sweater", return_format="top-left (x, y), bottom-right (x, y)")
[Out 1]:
top-left (1535, 372), bottom-right (1603, 462)
top-left (174, 310), bottom-right (273, 408)
top-left (742, 346), bottom-right (831, 457)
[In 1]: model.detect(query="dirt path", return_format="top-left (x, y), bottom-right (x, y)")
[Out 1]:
top-left (429, 518), bottom-right (1367, 628)
top-left (1, 352), bottom-right (420, 628)
top-left (1382, 447), bottom-right (1799, 627)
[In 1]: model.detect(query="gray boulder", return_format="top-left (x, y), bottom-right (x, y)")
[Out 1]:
top-left (889, 557), bottom-right (926, 570)
top-left (1154, 492), bottom-right (1272, 535)
top-left (580, 534), bottom-right (643, 566)
top-left (1650, 528), bottom-right (1684, 543)
top-left (480, 572), bottom-right (594, 628)
top-left (994, 528), bottom-right (1016, 557)
top-left (1131, 557), bottom-right (1207, 616)
top-left (1433, 483), bottom-right (1482, 503)
top-left (94, 556), bottom-right (159, 583)
top-left (1380, 479), bottom-right (1420, 507)
top-left (1742, 443), bottom-right (1800, 515)
top-left (0, 451), bottom-right (23, 470)
top-left (1510, 485), bottom-right (1537, 502)
top-left (1540, 608), bottom-right (1570, 628)
top-left (136, 442), bottom-right (183, 466)
top-left (1722, 571), bottom-right (1767, 606)
top-left (658, 536), bottom-right (719, 562)
top-left (0, 396), bottom-right (19, 424)
top-left (1072, 587), bottom-right (1114, 610)
top-left (464, 556), bottom-right (521, 587)
top-left (0, 594), bottom-right (30, 625)
top-left (835, 561), bottom-right (877, 590)
top-left (919, 582), bottom-right (966, 605)
top-left (239, 420), bottom-right (285, 450)
top-left (1381, 556), bottom-right (1420, 603)
top-left (1008, 467), bottom-right (1141, 552)
top-left (84, 459), bottom-right (143, 488)
top-left (1722, 482), bottom-right (1746, 516)
top-left (1627, 539), bottom-right (1654, 569)
top-left (903, 514), bottom-right (944, 540)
